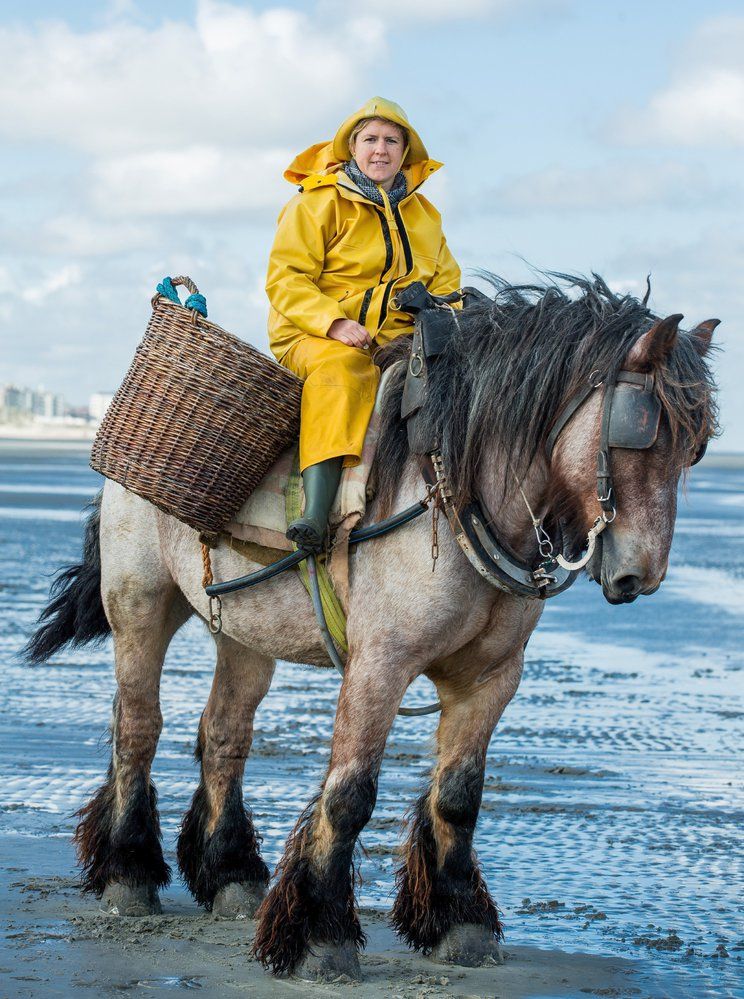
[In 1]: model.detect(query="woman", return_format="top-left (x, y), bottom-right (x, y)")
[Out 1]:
top-left (266, 97), bottom-right (461, 551)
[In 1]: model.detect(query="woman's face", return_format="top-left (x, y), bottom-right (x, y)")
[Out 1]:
top-left (351, 120), bottom-right (406, 191)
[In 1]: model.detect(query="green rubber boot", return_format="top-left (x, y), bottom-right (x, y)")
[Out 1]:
top-left (286, 457), bottom-right (344, 553)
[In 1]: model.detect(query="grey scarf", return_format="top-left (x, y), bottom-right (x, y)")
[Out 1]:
top-left (342, 158), bottom-right (407, 208)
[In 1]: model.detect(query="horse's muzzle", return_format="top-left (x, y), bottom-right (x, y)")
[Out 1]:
top-left (588, 531), bottom-right (664, 604)
top-left (601, 567), bottom-right (665, 604)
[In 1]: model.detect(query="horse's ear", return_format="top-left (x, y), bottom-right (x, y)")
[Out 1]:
top-left (626, 314), bottom-right (683, 369)
top-left (689, 318), bottom-right (720, 357)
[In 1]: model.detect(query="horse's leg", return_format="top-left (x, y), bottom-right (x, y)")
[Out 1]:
top-left (391, 653), bottom-right (523, 965)
top-left (253, 651), bottom-right (412, 980)
top-left (177, 634), bottom-right (274, 917)
top-left (74, 582), bottom-right (189, 915)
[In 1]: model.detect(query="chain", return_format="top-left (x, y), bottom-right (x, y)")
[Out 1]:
top-left (534, 522), bottom-right (555, 559)
top-left (208, 595), bottom-right (223, 634)
top-left (200, 540), bottom-right (222, 634)
top-left (428, 451), bottom-right (453, 572)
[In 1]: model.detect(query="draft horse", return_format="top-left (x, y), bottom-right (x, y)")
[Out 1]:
top-left (26, 275), bottom-right (718, 980)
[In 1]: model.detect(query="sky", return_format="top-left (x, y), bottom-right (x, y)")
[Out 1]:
top-left (0, 0), bottom-right (742, 449)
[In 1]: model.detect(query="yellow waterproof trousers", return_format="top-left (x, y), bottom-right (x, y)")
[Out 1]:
top-left (280, 336), bottom-right (381, 472)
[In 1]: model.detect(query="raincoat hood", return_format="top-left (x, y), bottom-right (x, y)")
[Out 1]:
top-left (283, 97), bottom-right (441, 190)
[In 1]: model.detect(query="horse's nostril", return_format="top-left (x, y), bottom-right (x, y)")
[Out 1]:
top-left (613, 573), bottom-right (642, 596)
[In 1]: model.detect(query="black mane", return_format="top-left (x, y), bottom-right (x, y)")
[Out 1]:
top-left (374, 272), bottom-right (718, 511)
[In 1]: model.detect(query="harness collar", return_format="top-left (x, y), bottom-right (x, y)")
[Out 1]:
top-left (419, 452), bottom-right (578, 600)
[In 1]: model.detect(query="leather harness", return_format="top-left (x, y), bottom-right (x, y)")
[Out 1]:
top-left (395, 283), bottom-right (700, 601)
top-left (204, 284), bottom-right (705, 717)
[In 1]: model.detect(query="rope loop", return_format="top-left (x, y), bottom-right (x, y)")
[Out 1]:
top-left (155, 275), bottom-right (208, 317)
top-left (200, 542), bottom-right (214, 590)
top-left (200, 541), bottom-right (222, 633)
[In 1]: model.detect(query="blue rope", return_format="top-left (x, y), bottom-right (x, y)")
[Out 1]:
top-left (184, 293), bottom-right (208, 317)
top-left (156, 276), bottom-right (180, 304)
top-left (156, 276), bottom-right (208, 317)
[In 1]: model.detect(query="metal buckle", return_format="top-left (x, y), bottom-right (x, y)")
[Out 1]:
top-left (601, 505), bottom-right (617, 524)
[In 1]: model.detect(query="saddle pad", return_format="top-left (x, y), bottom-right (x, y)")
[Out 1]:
top-left (285, 459), bottom-right (349, 654)
top-left (225, 365), bottom-right (395, 552)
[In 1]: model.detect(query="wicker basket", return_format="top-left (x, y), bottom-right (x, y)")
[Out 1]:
top-left (91, 276), bottom-right (302, 534)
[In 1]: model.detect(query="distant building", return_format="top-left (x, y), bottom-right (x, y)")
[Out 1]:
top-left (89, 392), bottom-right (114, 423)
top-left (67, 405), bottom-right (91, 420)
top-left (1, 383), bottom-right (70, 423)
top-left (2, 385), bottom-right (27, 413)
top-left (31, 390), bottom-right (66, 419)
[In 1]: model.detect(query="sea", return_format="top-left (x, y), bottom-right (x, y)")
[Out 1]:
top-left (0, 441), bottom-right (741, 997)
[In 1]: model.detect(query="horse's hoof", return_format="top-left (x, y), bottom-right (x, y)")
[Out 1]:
top-left (212, 881), bottom-right (265, 919)
top-left (295, 940), bottom-right (361, 982)
top-left (431, 923), bottom-right (503, 967)
top-left (100, 881), bottom-right (162, 917)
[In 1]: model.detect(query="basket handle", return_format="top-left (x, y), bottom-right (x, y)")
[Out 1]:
top-left (153, 275), bottom-right (208, 318)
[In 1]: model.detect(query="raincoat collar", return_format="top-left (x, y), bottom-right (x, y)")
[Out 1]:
top-left (284, 144), bottom-right (442, 194)
top-left (283, 97), bottom-right (442, 195)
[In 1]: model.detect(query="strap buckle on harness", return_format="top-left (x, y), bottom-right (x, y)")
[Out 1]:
top-left (533, 556), bottom-right (559, 588)
top-left (596, 448), bottom-right (614, 508)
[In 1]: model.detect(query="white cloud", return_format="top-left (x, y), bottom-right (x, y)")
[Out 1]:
top-left (606, 222), bottom-right (744, 448)
top-left (33, 216), bottom-right (159, 257)
top-left (0, 263), bottom-right (83, 311)
top-left (606, 277), bottom-right (648, 299)
top-left (614, 15), bottom-right (744, 147)
top-left (491, 161), bottom-right (717, 213)
top-left (20, 264), bottom-right (83, 305)
top-left (91, 146), bottom-right (290, 218)
top-left (0, 1), bottom-right (384, 155)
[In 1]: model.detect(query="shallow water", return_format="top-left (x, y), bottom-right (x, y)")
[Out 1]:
top-left (0, 446), bottom-right (741, 997)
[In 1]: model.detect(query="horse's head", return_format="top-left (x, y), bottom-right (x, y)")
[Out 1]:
top-left (552, 314), bottom-right (718, 604)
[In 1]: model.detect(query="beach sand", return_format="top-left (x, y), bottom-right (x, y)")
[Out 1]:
top-left (1, 836), bottom-right (656, 999)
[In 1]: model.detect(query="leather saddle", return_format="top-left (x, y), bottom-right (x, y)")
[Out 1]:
top-left (396, 281), bottom-right (488, 453)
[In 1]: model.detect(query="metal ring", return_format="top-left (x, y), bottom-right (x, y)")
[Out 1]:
top-left (589, 369), bottom-right (603, 388)
top-left (409, 353), bottom-right (424, 377)
top-left (208, 595), bottom-right (223, 634)
top-left (602, 506), bottom-right (617, 524)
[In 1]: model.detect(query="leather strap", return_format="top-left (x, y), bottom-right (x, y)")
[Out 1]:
top-left (597, 360), bottom-right (621, 514)
top-left (546, 368), bottom-right (653, 460)
top-left (545, 381), bottom-right (596, 460)
top-left (419, 453), bottom-right (578, 600)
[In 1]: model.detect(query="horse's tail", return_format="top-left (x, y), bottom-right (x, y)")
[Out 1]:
top-left (23, 490), bottom-right (111, 664)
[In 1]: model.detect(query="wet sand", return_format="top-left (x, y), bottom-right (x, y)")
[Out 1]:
top-left (2, 836), bottom-right (659, 999)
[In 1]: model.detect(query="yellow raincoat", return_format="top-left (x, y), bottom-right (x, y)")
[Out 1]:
top-left (266, 97), bottom-right (461, 471)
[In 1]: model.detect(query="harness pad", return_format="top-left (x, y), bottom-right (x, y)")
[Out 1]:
top-left (608, 373), bottom-right (661, 450)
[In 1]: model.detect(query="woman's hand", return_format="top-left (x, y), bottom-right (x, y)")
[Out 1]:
top-left (327, 318), bottom-right (372, 348)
